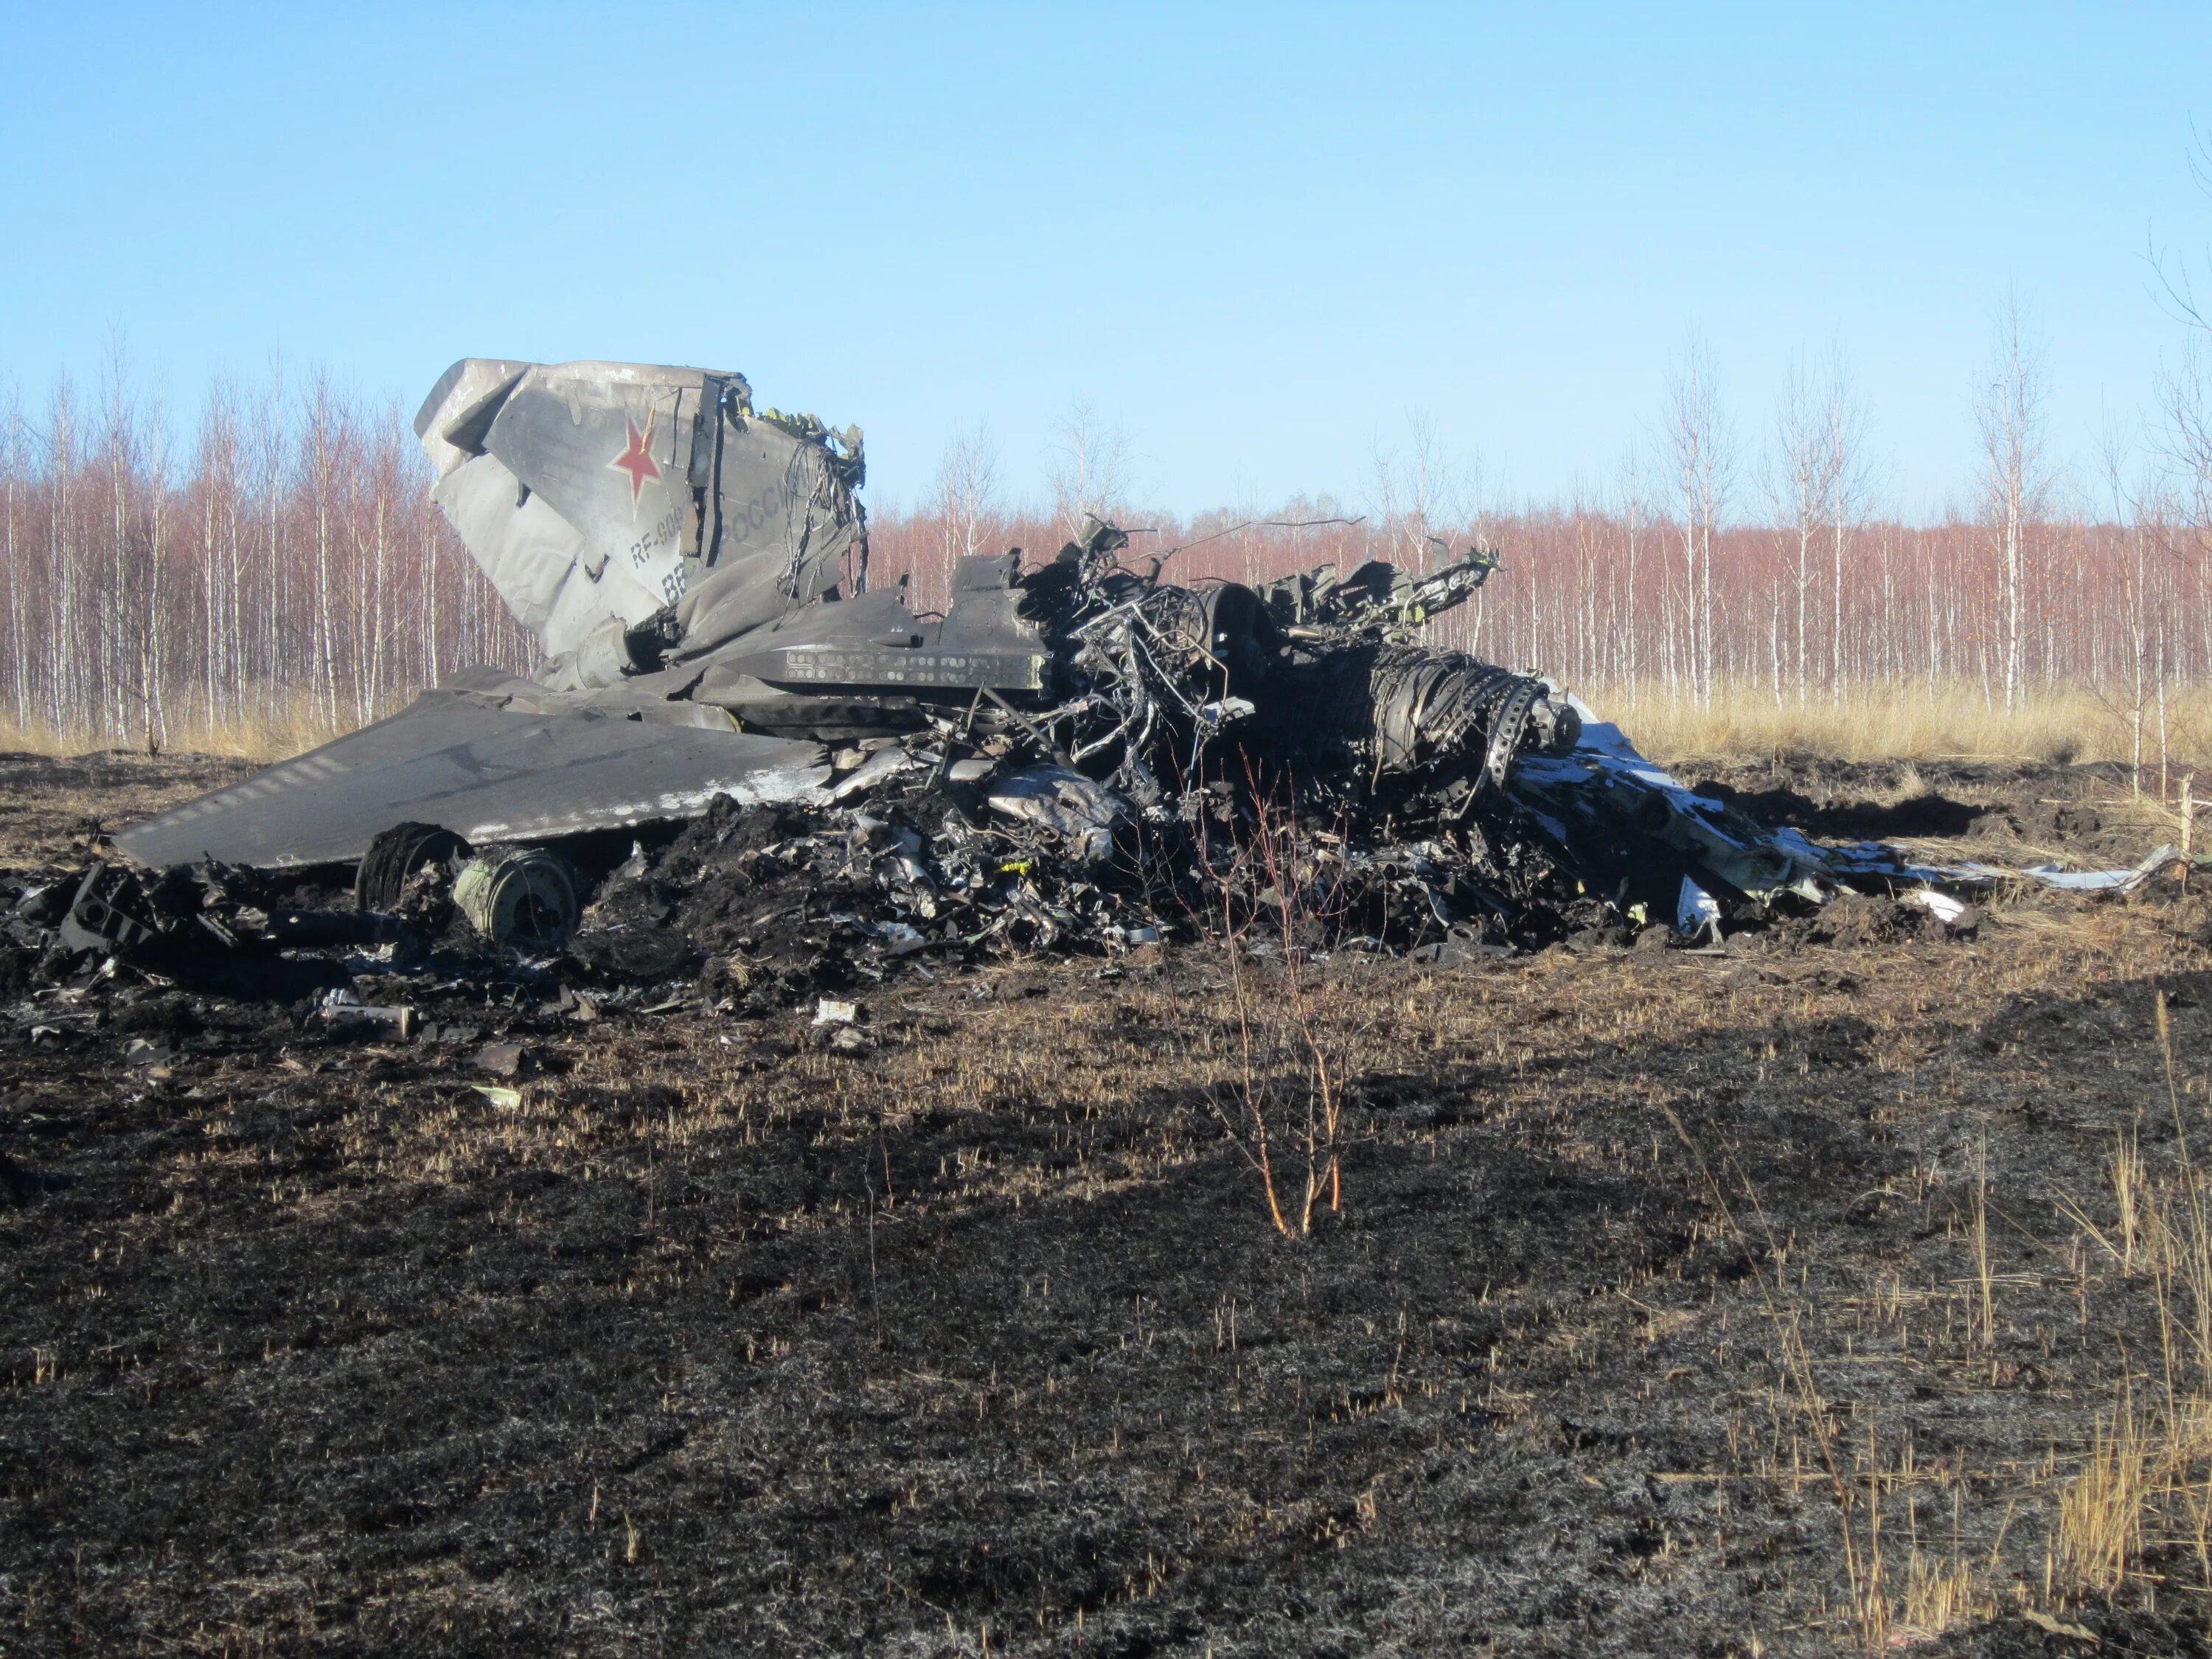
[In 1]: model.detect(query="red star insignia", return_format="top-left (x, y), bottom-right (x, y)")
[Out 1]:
top-left (609, 411), bottom-right (661, 509)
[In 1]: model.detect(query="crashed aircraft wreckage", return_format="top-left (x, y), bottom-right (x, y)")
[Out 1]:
top-left (72, 356), bottom-right (2018, 987)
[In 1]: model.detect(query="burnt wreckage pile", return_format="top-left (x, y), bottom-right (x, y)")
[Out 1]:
top-left (4, 357), bottom-right (1872, 1031)
top-left (5, 527), bottom-right (1837, 1023)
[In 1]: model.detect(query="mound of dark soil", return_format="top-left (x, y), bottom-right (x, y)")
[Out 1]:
top-left (1694, 777), bottom-right (1989, 839)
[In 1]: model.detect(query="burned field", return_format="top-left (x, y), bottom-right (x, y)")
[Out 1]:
top-left (0, 751), bottom-right (2209, 1655)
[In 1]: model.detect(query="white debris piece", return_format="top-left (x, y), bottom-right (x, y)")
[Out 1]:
top-left (1675, 877), bottom-right (1722, 942)
top-left (830, 746), bottom-right (917, 803)
top-left (2021, 844), bottom-right (2181, 894)
top-left (1910, 889), bottom-right (1971, 926)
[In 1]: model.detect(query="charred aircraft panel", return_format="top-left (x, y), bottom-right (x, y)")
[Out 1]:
top-left (113, 691), bottom-right (830, 868)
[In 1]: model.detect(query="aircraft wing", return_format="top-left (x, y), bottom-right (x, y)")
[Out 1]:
top-left (112, 689), bottom-right (832, 869)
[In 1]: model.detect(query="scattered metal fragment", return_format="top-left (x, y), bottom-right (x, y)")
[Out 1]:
top-left (316, 991), bottom-right (417, 1040)
top-left (58, 865), bottom-right (164, 959)
top-left (1675, 880), bottom-right (1723, 943)
top-left (453, 850), bottom-right (579, 951)
top-left (984, 765), bottom-right (1124, 866)
top-left (2020, 844), bottom-right (2183, 893)
top-left (472, 1042), bottom-right (526, 1077)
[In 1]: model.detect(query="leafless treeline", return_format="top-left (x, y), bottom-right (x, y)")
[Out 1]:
top-left (4, 316), bottom-right (2212, 750)
top-left (869, 495), bottom-right (2210, 716)
top-left (0, 363), bottom-right (530, 747)
top-left (871, 329), bottom-right (2212, 747)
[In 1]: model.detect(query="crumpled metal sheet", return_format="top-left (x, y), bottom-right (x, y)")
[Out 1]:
top-left (2019, 844), bottom-right (2186, 892)
top-left (1507, 703), bottom-right (1828, 910)
top-left (985, 763), bottom-right (1126, 866)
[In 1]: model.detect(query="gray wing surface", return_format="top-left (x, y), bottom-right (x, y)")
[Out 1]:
top-left (113, 694), bottom-right (831, 868)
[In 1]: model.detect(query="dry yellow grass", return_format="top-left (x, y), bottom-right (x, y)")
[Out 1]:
top-left (4, 676), bottom-right (2209, 771)
top-left (2042, 993), bottom-right (2212, 1607)
top-left (1588, 678), bottom-right (2212, 771)
top-left (0, 698), bottom-right (348, 762)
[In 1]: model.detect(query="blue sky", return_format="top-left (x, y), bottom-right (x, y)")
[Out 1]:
top-left (2, 3), bottom-right (2208, 515)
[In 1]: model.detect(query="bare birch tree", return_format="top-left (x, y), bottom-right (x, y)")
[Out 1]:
top-left (2160, 282), bottom-right (2212, 683)
top-left (1047, 401), bottom-right (1131, 542)
top-left (1368, 411), bottom-right (1477, 578)
top-left (1769, 356), bottom-right (1830, 704)
top-left (1666, 337), bottom-right (1733, 707)
top-left (194, 383), bottom-right (243, 726)
top-left (2, 387), bottom-right (23, 727)
top-left (302, 373), bottom-right (344, 726)
top-left (101, 349), bottom-right (134, 737)
top-left (45, 383), bottom-right (76, 731)
top-left (254, 360), bottom-right (287, 708)
top-left (142, 393), bottom-right (170, 751)
top-left (931, 420), bottom-right (1002, 610)
top-left (2148, 125), bottom-right (2212, 676)
top-left (1976, 291), bottom-right (2048, 710)
top-left (1822, 352), bottom-right (1868, 701)
top-left (1619, 445), bottom-right (1646, 703)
